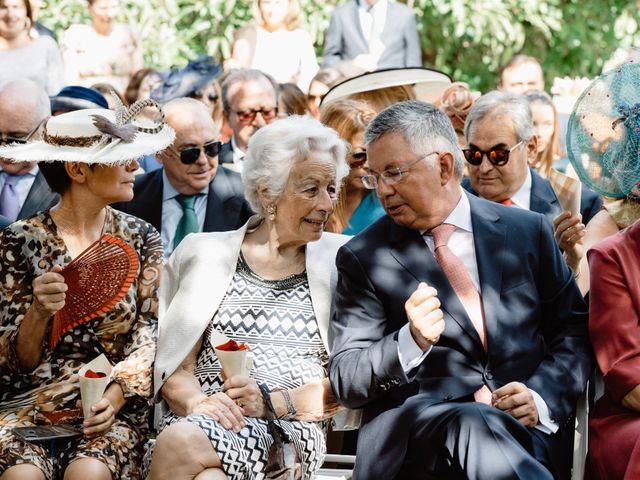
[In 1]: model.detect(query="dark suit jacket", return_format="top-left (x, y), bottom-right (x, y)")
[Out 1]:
top-left (0, 214), bottom-right (10, 230)
top-left (329, 192), bottom-right (593, 478)
top-left (321, 0), bottom-right (422, 69)
top-left (462, 168), bottom-right (602, 225)
top-left (112, 166), bottom-right (252, 234)
top-left (218, 141), bottom-right (234, 166)
top-left (18, 172), bottom-right (59, 220)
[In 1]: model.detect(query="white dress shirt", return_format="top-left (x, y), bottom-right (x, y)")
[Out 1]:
top-left (0, 165), bottom-right (39, 211)
top-left (357, 0), bottom-right (387, 44)
top-left (397, 188), bottom-right (558, 434)
top-left (160, 170), bottom-right (208, 258)
top-left (231, 136), bottom-right (245, 171)
top-left (509, 168), bottom-right (532, 210)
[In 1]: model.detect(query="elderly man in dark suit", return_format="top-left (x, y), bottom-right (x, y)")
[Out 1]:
top-left (113, 98), bottom-right (252, 258)
top-left (321, 0), bottom-right (421, 71)
top-left (329, 101), bottom-right (593, 479)
top-left (461, 91), bottom-right (602, 239)
top-left (0, 80), bottom-right (58, 224)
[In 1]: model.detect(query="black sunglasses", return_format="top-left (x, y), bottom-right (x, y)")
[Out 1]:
top-left (349, 151), bottom-right (367, 169)
top-left (176, 141), bottom-right (222, 164)
top-left (462, 140), bottom-right (524, 167)
top-left (189, 89), bottom-right (218, 102)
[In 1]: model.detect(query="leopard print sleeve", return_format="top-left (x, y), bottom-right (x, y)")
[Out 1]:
top-left (110, 222), bottom-right (163, 399)
top-left (0, 225), bottom-right (36, 372)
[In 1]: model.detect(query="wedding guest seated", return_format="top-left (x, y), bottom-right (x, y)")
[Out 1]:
top-left (148, 115), bottom-right (350, 479)
top-left (329, 100), bottom-right (593, 480)
top-left (278, 82), bottom-right (311, 116)
top-left (462, 91), bottom-right (602, 228)
top-left (0, 100), bottom-right (172, 479)
top-left (112, 98), bottom-right (252, 258)
top-left (124, 68), bottom-right (162, 120)
top-left (525, 90), bottom-right (565, 177)
top-left (0, 80), bottom-right (58, 224)
top-left (321, 99), bottom-right (384, 234)
top-left (553, 64), bottom-right (640, 293)
top-left (218, 69), bottom-right (279, 172)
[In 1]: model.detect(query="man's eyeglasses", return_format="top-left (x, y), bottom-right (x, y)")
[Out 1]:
top-left (349, 151), bottom-right (367, 169)
top-left (189, 89), bottom-right (218, 103)
top-left (233, 107), bottom-right (278, 124)
top-left (361, 152), bottom-right (439, 190)
top-left (174, 141), bottom-right (222, 164)
top-left (0, 118), bottom-right (46, 146)
top-left (462, 140), bottom-right (524, 167)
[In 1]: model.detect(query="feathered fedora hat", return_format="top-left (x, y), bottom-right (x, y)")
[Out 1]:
top-left (0, 96), bottom-right (175, 165)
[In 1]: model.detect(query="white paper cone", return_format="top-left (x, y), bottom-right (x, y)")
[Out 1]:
top-left (214, 348), bottom-right (253, 377)
top-left (210, 328), bottom-right (253, 378)
top-left (549, 168), bottom-right (582, 217)
top-left (79, 354), bottom-right (112, 419)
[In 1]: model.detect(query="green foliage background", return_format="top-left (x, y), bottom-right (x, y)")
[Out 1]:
top-left (41, 0), bottom-right (640, 92)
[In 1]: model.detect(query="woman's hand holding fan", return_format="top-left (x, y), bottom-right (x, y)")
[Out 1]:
top-left (31, 265), bottom-right (67, 321)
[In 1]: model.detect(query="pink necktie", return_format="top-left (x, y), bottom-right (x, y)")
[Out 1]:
top-left (431, 223), bottom-right (492, 404)
top-left (500, 198), bottom-right (514, 206)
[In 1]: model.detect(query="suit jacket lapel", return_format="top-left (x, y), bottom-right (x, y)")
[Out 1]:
top-left (20, 172), bottom-right (58, 218)
top-left (204, 167), bottom-right (234, 231)
top-left (529, 168), bottom-right (561, 222)
top-left (306, 238), bottom-right (332, 352)
top-left (468, 194), bottom-right (506, 355)
top-left (388, 221), bottom-right (485, 352)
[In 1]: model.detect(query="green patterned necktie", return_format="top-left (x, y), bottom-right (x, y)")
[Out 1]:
top-left (173, 194), bottom-right (199, 249)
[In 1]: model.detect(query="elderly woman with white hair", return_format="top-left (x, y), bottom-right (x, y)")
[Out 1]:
top-left (148, 115), bottom-right (350, 480)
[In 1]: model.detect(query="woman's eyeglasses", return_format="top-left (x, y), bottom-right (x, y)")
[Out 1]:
top-left (462, 140), bottom-right (524, 167)
top-left (233, 107), bottom-right (278, 125)
top-left (175, 141), bottom-right (222, 164)
top-left (0, 118), bottom-right (46, 146)
top-left (349, 151), bottom-right (367, 169)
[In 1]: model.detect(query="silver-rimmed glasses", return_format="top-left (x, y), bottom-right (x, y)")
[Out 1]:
top-left (361, 152), bottom-right (439, 190)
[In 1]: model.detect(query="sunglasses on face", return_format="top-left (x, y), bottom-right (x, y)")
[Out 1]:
top-left (0, 118), bottom-right (46, 146)
top-left (233, 107), bottom-right (278, 124)
top-left (189, 89), bottom-right (218, 102)
top-left (349, 151), bottom-right (367, 169)
top-left (462, 140), bottom-right (525, 167)
top-left (176, 141), bottom-right (222, 164)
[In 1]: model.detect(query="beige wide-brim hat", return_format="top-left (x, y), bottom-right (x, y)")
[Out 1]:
top-left (0, 100), bottom-right (175, 165)
top-left (321, 67), bottom-right (452, 106)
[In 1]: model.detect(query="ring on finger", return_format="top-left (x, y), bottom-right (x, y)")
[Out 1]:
top-left (236, 399), bottom-right (243, 408)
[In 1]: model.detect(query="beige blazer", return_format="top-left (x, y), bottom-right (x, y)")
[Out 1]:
top-left (154, 216), bottom-right (349, 399)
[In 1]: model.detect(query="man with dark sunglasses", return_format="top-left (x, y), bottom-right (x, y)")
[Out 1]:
top-left (218, 69), bottom-right (279, 172)
top-left (0, 80), bottom-right (58, 226)
top-left (113, 98), bottom-right (252, 257)
top-left (462, 91), bottom-right (601, 229)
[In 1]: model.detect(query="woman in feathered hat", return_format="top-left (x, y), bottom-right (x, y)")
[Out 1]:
top-left (0, 98), bottom-right (173, 480)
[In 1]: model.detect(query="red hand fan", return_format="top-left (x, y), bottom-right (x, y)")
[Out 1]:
top-left (49, 234), bottom-right (139, 349)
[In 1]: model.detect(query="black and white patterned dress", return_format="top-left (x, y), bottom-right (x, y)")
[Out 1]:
top-left (160, 254), bottom-right (328, 479)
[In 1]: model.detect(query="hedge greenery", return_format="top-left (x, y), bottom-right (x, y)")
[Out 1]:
top-left (40, 0), bottom-right (640, 91)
